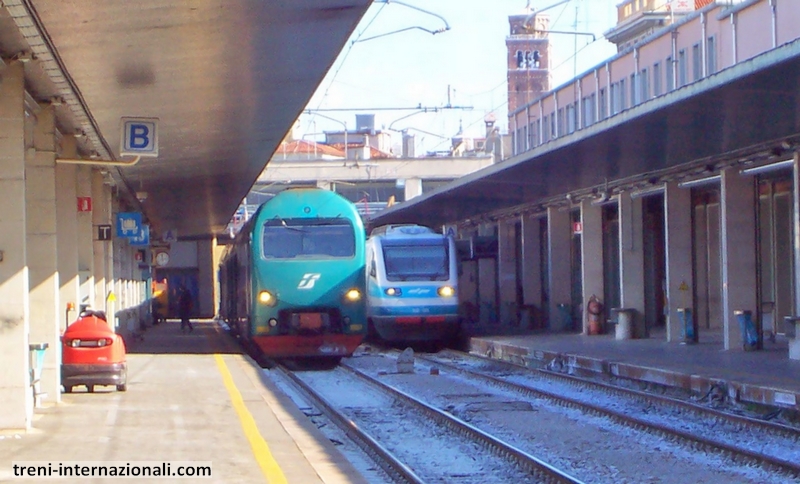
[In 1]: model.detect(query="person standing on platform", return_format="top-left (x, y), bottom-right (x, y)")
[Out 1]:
top-left (178, 287), bottom-right (194, 333)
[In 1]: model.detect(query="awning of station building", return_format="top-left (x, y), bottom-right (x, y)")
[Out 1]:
top-left (369, 41), bottom-right (800, 230)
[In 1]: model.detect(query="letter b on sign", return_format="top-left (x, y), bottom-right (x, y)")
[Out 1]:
top-left (120, 117), bottom-right (159, 157)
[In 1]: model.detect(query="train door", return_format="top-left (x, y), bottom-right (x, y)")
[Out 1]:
top-left (643, 193), bottom-right (667, 332)
top-left (692, 188), bottom-right (723, 338)
top-left (602, 205), bottom-right (621, 315)
top-left (757, 176), bottom-right (794, 340)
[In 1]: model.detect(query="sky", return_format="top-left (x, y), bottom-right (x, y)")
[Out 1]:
top-left (299, 0), bottom-right (620, 155)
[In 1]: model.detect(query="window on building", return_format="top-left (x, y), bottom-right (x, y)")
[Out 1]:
top-left (557, 107), bottom-right (565, 137)
top-left (678, 49), bottom-right (687, 87)
top-left (631, 73), bottom-right (637, 106)
top-left (640, 67), bottom-right (650, 101)
top-left (666, 56), bottom-right (674, 91)
top-left (520, 125), bottom-right (525, 151)
top-left (528, 121), bottom-right (534, 148)
top-left (707, 35), bottom-right (717, 75)
top-left (653, 62), bottom-right (661, 97)
top-left (599, 88), bottom-right (607, 120)
top-left (550, 113), bottom-right (556, 140)
top-left (615, 82), bottom-right (621, 113)
top-left (542, 114), bottom-right (549, 142)
top-left (516, 50), bottom-right (524, 69)
top-left (582, 95), bottom-right (595, 128)
top-left (566, 104), bottom-right (576, 134)
top-left (692, 43), bottom-right (701, 81)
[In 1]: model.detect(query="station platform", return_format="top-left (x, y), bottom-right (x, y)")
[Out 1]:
top-left (469, 328), bottom-right (800, 412)
top-left (1, 321), bottom-right (369, 484)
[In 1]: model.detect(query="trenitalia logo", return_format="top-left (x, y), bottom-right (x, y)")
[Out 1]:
top-left (297, 273), bottom-right (321, 289)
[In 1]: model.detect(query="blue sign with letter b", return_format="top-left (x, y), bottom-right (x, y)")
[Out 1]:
top-left (120, 117), bottom-right (159, 157)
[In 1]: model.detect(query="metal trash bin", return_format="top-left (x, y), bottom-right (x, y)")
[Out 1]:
top-left (678, 308), bottom-right (697, 344)
top-left (734, 310), bottom-right (759, 351)
top-left (29, 342), bottom-right (49, 407)
top-left (613, 308), bottom-right (635, 340)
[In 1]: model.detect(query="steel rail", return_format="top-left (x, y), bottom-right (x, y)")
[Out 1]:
top-left (340, 361), bottom-right (584, 484)
top-left (273, 364), bottom-right (425, 484)
top-left (417, 350), bottom-right (800, 479)
top-left (443, 349), bottom-right (800, 440)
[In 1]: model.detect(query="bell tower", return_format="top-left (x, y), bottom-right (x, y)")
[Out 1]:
top-left (507, 10), bottom-right (552, 115)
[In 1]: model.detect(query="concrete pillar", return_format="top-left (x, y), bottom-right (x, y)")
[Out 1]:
top-left (720, 168), bottom-right (757, 350)
top-left (618, 192), bottom-right (646, 337)
top-left (91, 170), bottom-right (111, 318)
top-left (547, 207), bottom-right (571, 331)
top-left (497, 219), bottom-right (517, 325)
top-left (581, 201), bottom-right (604, 335)
top-left (665, 182), bottom-right (694, 342)
top-left (26, 103), bottom-right (60, 404)
top-left (57, 136), bottom-right (80, 331)
top-left (0, 61), bottom-right (32, 429)
top-left (404, 177), bottom-right (422, 200)
top-left (792, 152), bottom-right (800, 360)
top-left (76, 166), bottom-right (94, 311)
top-left (521, 214), bottom-right (542, 327)
top-left (477, 223), bottom-right (497, 325)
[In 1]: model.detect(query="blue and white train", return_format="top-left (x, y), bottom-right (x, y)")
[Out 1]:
top-left (365, 224), bottom-right (460, 343)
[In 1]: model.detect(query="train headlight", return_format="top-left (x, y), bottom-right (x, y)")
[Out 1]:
top-left (344, 288), bottom-right (362, 302)
top-left (437, 286), bottom-right (455, 297)
top-left (268, 318), bottom-right (278, 327)
top-left (258, 290), bottom-right (276, 306)
top-left (384, 287), bottom-right (402, 296)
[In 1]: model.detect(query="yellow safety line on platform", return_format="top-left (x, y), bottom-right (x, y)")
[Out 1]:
top-left (214, 354), bottom-right (288, 484)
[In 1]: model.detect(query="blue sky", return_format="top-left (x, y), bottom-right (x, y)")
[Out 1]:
top-left (301, 0), bottom-right (620, 155)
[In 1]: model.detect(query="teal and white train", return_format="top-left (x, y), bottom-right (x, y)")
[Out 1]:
top-left (365, 224), bottom-right (460, 343)
top-left (219, 188), bottom-right (367, 360)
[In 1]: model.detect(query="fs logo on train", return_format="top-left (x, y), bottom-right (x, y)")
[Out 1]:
top-left (297, 273), bottom-right (321, 289)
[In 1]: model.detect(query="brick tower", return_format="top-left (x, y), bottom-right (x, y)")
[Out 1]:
top-left (507, 10), bottom-right (552, 115)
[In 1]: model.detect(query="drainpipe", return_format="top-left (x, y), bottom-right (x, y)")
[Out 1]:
top-left (701, 12), bottom-right (707, 78)
top-left (770, 0), bottom-right (777, 48)
top-left (731, 13), bottom-right (738, 64)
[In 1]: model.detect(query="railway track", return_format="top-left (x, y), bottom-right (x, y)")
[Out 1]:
top-left (411, 349), bottom-right (800, 480)
top-left (271, 361), bottom-right (584, 484)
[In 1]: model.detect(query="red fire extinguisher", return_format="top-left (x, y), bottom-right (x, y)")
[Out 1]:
top-left (587, 295), bottom-right (603, 335)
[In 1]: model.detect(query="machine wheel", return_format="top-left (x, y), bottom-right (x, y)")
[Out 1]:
top-left (116, 383), bottom-right (127, 392)
top-left (63, 385), bottom-right (72, 394)
top-left (87, 385), bottom-right (94, 393)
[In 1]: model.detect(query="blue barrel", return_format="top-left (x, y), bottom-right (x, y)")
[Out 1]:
top-left (557, 303), bottom-right (571, 331)
top-left (734, 310), bottom-right (759, 350)
top-left (678, 308), bottom-right (697, 344)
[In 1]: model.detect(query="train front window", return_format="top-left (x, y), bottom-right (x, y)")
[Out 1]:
top-left (382, 242), bottom-right (449, 281)
top-left (262, 219), bottom-right (355, 259)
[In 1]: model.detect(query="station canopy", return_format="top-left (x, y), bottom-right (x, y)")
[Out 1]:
top-left (0, 0), bottom-right (371, 238)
